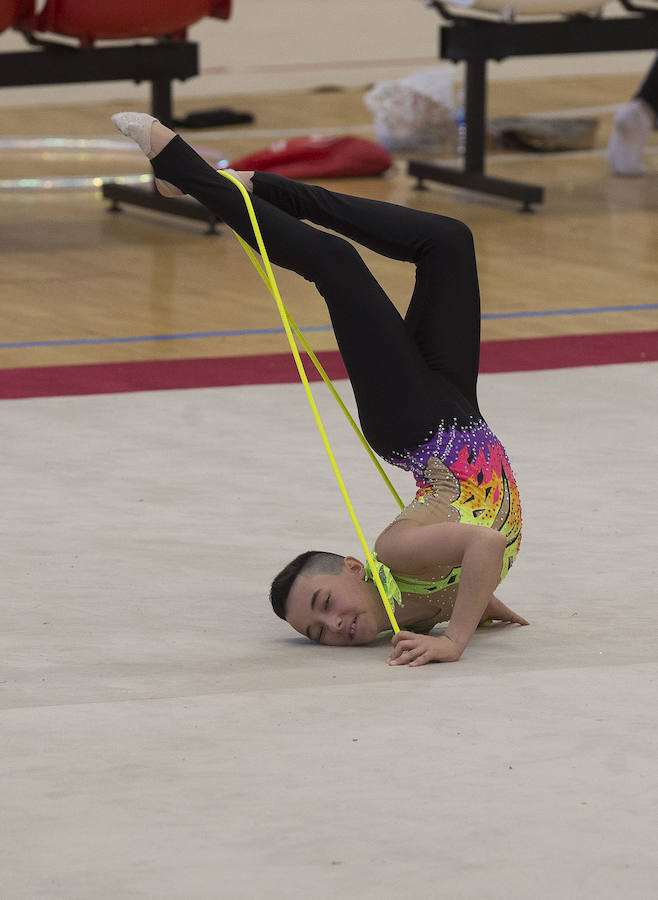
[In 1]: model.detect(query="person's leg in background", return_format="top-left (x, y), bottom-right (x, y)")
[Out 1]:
top-left (607, 55), bottom-right (657, 176)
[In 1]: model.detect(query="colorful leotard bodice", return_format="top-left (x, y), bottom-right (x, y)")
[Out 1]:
top-left (383, 416), bottom-right (522, 595)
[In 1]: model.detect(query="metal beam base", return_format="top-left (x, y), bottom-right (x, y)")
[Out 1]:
top-left (103, 183), bottom-right (220, 234)
top-left (408, 161), bottom-right (543, 212)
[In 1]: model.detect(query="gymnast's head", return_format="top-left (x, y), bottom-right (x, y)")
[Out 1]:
top-left (270, 550), bottom-right (389, 646)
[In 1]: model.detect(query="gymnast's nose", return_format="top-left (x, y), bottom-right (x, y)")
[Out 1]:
top-left (329, 613), bottom-right (344, 634)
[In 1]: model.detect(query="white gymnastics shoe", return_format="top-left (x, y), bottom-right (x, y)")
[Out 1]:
top-left (111, 111), bottom-right (158, 157)
top-left (606, 100), bottom-right (653, 176)
top-left (111, 111), bottom-right (184, 197)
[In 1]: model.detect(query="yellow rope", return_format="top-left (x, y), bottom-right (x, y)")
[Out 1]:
top-left (218, 169), bottom-right (400, 633)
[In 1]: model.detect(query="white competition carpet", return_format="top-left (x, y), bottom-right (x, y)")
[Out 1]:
top-left (2, 362), bottom-right (657, 898)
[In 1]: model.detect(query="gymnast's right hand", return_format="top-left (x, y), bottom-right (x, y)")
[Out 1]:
top-left (388, 632), bottom-right (461, 667)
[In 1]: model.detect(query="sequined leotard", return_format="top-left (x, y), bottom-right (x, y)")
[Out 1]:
top-left (391, 417), bottom-right (521, 561)
top-left (386, 416), bottom-right (522, 587)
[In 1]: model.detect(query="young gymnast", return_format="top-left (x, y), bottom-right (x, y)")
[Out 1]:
top-left (113, 112), bottom-right (528, 667)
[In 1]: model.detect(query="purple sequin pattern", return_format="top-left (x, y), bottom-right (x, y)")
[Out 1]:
top-left (385, 416), bottom-right (506, 486)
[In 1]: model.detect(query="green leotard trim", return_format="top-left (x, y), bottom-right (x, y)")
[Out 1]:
top-left (364, 537), bottom-right (519, 612)
top-left (363, 552), bottom-right (461, 609)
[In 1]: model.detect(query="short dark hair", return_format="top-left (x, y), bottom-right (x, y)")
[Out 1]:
top-left (270, 551), bottom-right (345, 620)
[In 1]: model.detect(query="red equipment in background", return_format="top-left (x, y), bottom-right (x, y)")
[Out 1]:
top-left (34, 0), bottom-right (231, 45)
top-left (0, 0), bottom-right (33, 34)
top-left (230, 136), bottom-right (393, 179)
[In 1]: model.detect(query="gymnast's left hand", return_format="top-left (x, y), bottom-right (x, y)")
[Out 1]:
top-left (388, 632), bottom-right (461, 667)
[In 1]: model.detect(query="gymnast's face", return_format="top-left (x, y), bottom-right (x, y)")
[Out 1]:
top-left (286, 557), bottom-right (388, 647)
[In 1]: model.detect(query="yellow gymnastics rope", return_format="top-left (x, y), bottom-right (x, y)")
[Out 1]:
top-left (217, 169), bottom-right (401, 634)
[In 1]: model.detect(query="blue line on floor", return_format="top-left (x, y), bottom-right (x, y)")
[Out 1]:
top-left (0, 326), bottom-right (330, 350)
top-left (1, 303), bottom-right (656, 350)
top-left (484, 303), bottom-right (657, 320)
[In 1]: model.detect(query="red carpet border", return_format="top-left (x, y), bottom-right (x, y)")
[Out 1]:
top-left (1, 330), bottom-right (656, 400)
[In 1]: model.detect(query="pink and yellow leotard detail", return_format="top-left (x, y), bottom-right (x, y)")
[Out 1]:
top-left (385, 417), bottom-right (522, 589)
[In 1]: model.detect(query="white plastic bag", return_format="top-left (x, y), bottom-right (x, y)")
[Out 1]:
top-left (364, 67), bottom-right (457, 152)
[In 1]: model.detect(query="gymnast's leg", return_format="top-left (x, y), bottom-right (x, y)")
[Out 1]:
top-left (117, 113), bottom-right (480, 410)
top-left (251, 173), bottom-right (482, 410)
top-left (112, 114), bottom-right (449, 453)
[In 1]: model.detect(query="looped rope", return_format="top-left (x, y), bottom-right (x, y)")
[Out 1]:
top-left (217, 169), bottom-right (401, 633)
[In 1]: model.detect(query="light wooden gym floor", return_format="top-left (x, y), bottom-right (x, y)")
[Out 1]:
top-left (0, 73), bottom-right (656, 372)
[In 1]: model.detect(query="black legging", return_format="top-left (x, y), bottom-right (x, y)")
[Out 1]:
top-left (637, 54), bottom-right (658, 117)
top-left (151, 136), bottom-right (483, 458)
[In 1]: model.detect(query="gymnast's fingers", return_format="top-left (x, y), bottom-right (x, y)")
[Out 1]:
top-left (389, 637), bottom-right (417, 660)
top-left (388, 643), bottom-right (423, 665)
top-left (408, 651), bottom-right (434, 667)
top-left (391, 631), bottom-right (416, 647)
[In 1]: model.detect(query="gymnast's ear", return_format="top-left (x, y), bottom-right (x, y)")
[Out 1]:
top-left (344, 556), bottom-right (365, 578)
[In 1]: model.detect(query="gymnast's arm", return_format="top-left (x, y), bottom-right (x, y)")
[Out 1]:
top-left (374, 521), bottom-right (507, 665)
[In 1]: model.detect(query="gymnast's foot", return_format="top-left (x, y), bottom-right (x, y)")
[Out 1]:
top-left (606, 99), bottom-right (653, 176)
top-left (220, 169), bottom-right (255, 191)
top-left (111, 111), bottom-right (184, 197)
